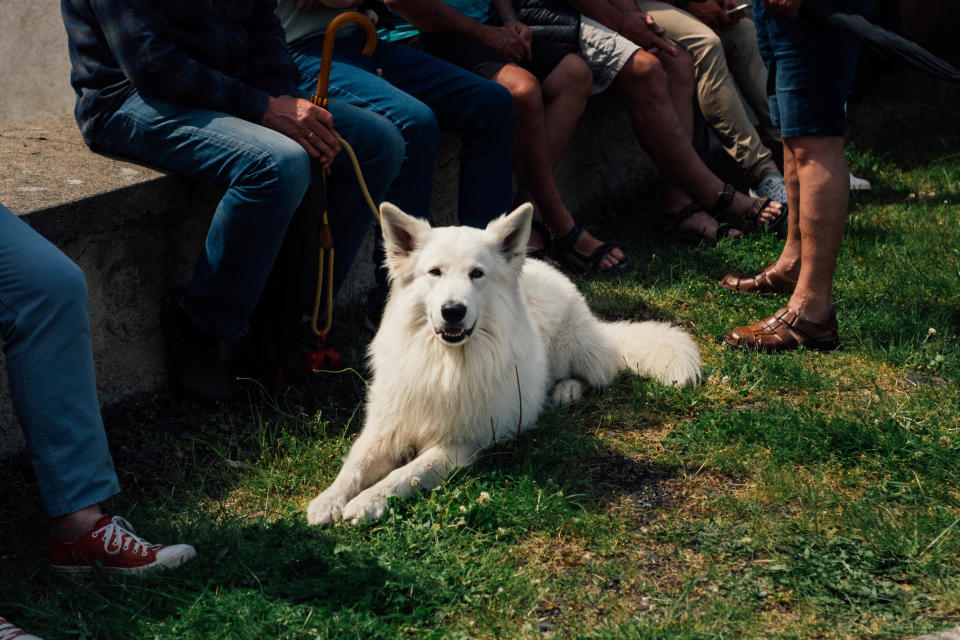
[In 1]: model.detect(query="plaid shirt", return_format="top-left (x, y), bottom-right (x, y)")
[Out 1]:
top-left (62, 0), bottom-right (302, 147)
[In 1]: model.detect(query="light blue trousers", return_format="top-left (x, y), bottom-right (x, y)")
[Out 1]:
top-left (0, 204), bottom-right (119, 517)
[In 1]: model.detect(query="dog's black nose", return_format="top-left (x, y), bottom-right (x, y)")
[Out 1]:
top-left (441, 301), bottom-right (467, 323)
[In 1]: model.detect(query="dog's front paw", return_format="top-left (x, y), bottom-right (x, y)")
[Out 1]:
top-left (551, 378), bottom-right (584, 406)
top-left (341, 491), bottom-right (388, 525)
top-left (306, 488), bottom-right (350, 526)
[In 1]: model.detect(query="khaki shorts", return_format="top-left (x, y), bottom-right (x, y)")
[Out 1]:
top-left (579, 16), bottom-right (642, 94)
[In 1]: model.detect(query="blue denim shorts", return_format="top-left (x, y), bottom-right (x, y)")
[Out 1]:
top-left (754, 0), bottom-right (875, 137)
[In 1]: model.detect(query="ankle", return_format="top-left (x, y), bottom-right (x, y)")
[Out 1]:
top-left (787, 296), bottom-right (834, 324)
top-left (774, 256), bottom-right (801, 275)
top-left (49, 506), bottom-right (103, 543)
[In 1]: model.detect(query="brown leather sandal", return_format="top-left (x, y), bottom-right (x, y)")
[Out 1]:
top-left (724, 307), bottom-right (839, 352)
top-left (718, 263), bottom-right (798, 295)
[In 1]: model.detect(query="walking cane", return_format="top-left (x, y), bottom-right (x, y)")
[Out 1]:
top-left (305, 12), bottom-right (379, 372)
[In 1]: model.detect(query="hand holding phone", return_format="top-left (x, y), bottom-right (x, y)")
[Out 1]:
top-left (726, 2), bottom-right (749, 14)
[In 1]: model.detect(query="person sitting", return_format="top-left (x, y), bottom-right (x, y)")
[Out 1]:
top-left (61, 0), bottom-right (404, 400)
top-left (634, 0), bottom-right (788, 204)
top-left (0, 203), bottom-right (195, 639)
top-left (276, 0), bottom-right (516, 326)
top-left (385, 0), bottom-right (630, 273)
top-left (519, 0), bottom-right (787, 241)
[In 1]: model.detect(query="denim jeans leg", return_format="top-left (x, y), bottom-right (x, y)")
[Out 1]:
top-left (94, 92), bottom-right (312, 341)
top-left (291, 33), bottom-right (514, 227)
top-left (339, 36), bottom-right (515, 226)
top-left (292, 34), bottom-right (437, 221)
top-left (322, 98), bottom-right (406, 295)
top-left (0, 205), bottom-right (119, 517)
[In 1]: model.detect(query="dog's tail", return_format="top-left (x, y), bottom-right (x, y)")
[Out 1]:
top-left (605, 320), bottom-right (702, 387)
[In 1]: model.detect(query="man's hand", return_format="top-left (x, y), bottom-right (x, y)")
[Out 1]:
top-left (481, 23), bottom-right (532, 63)
top-left (763, 0), bottom-right (801, 19)
top-left (503, 17), bottom-right (533, 61)
top-left (618, 11), bottom-right (680, 56)
top-left (684, 0), bottom-right (739, 30)
top-left (260, 95), bottom-right (341, 167)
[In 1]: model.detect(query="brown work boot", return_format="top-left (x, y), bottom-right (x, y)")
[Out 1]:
top-left (724, 307), bottom-right (839, 352)
top-left (718, 263), bottom-right (798, 295)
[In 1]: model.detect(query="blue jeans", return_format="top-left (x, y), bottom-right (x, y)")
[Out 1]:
top-left (289, 30), bottom-right (514, 226)
top-left (94, 91), bottom-right (403, 340)
top-left (754, 0), bottom-right (875, 137)
top-left (0, 204), bottom-right (119, 518)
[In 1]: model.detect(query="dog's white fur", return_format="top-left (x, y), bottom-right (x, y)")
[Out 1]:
top-left (306, 203), bottom-right (702, 525)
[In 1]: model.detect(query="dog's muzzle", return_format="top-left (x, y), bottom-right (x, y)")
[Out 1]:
top-left (437, 322), bottom-right (475, 344)
top-left (437, 301), bottom-right (474, 344)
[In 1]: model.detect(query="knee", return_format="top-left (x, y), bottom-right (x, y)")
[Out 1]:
top-left (504, 71), bottom-right (544, 121)
top-left (246, 138), bottom-right (312, 209)
top-left (401, 101), bottom-right (441, 154)
top-left (267, 140), bottom-right (312, 196)
top-left (475, 82), bottom-right (515, 129)
top-left (622, 51), bottom-right (669, 97)
top-left (699, 31), bottom-right (723, 60)
top-left (555, 54), bottom-right (593, 98)
top-left (29, 254), bottom-right (89, 321)
top-left (352, 117), bottom-right (406, 190)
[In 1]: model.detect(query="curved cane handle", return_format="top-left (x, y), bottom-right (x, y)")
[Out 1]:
top-left (311, 12), bottom-right (378, 108)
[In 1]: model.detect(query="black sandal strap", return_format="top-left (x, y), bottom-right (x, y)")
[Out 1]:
top-left (708, 183), bottom-right (736, 217)
top-left (671, 201), bottom-right (704, 223)
top-left (554, 222), bottom-right (584, 250)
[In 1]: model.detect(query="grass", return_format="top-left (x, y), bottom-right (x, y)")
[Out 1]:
top-left (2, 64), bottom-right (959, 639)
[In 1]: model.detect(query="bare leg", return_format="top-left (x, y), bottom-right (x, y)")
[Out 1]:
top-left (722, 135), bottom-right (847, 350)
top-left (613, 50), bottom-right (733, 238)
top-left (514, 55), bottom-right (591, 257)
top-left (494, 61), bottom-right (626, 268)
top-left (49, 504), bottom-right (104, 541)
top-left (767, 138), bottom-right (803, 277)
top-left (785, 135), bottom-right (848, 323)
top-left (613, 49), bottom-right (782, 236)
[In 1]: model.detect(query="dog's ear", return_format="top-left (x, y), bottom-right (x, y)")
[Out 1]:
top-left (487, 203), bottom-right (533, 269)
top-left (380, 202), bottom-right (431, 271)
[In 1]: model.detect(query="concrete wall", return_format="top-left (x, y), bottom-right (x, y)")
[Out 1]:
top-left (0, 0), bottom-right (75, 124)
top-left (0, 93), bottom-right (658, 456)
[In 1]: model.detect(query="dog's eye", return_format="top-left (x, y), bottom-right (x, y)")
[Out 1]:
top-left (469, 268), bottom-right (484, 280)
top-left (429, 267), bottom-right (442, 277)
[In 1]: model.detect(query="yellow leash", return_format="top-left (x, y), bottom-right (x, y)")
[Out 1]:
top-left (310, 134), bottom-right (381, 338)
top-left (308, 12), bottom-right (381, 341)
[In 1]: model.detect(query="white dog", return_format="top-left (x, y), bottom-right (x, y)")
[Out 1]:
top-left (306, 203), bottom-right (701, 525)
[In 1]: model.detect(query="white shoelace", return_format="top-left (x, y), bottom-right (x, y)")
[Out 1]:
top-left (89, 516), bottom-right (152, 557)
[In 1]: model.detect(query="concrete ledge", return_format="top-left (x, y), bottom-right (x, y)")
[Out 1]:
top-left (0, 95), bottom-right (657, 455)
top-left (910, 628), bottom-right (960, 640)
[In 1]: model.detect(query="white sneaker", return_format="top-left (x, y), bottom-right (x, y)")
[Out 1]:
top-left (849, 171), bottom-right (872, 191)
top-left (751, 172), bottom-right (788, 203)
top-left (0, 616), bottom-right (43, 640)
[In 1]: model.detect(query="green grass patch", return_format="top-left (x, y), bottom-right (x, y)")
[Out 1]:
top-left (2, 67), bottom-right (960, 639)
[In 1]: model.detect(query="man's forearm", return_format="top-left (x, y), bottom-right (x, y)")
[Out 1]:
top-left (491, 0), bottom-right (516, 20)
top-left (385, 0), bottom-right (487, 39)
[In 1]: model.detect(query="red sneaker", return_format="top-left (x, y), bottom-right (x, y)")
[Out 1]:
top-left (49, 515), bottom-right (196, 575)
top-left (0, 616), bottom-right (43, 640)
